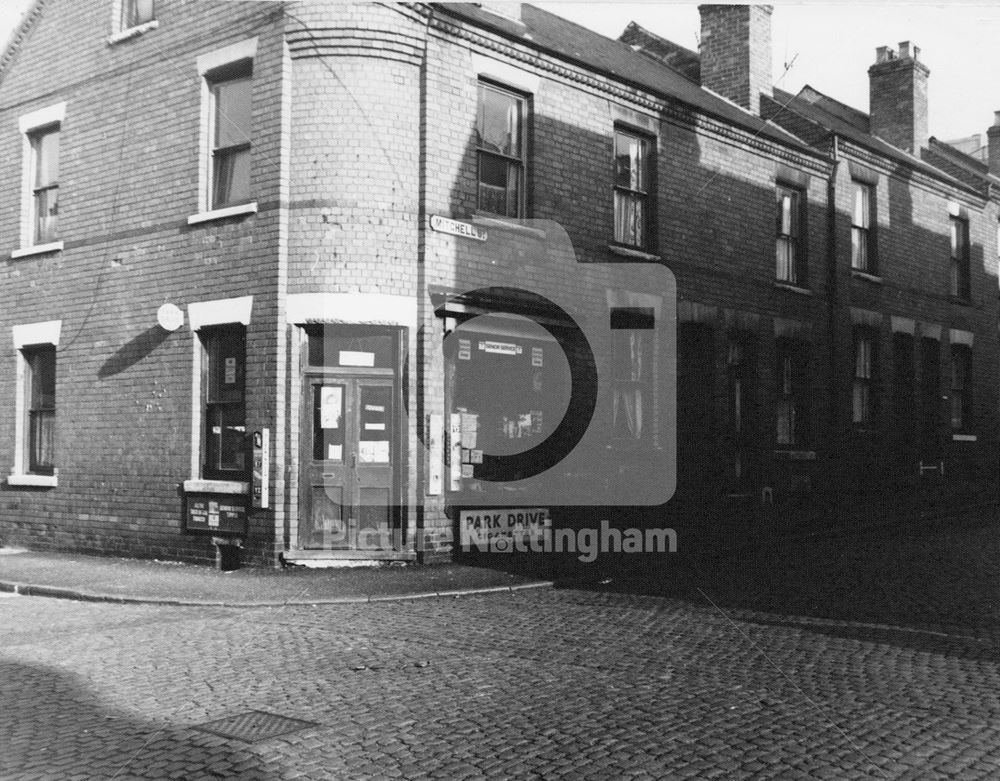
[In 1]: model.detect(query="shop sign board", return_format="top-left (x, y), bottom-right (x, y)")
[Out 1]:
top-left (185, 494), bottom-right (247, 535)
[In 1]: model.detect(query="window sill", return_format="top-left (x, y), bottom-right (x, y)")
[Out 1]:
top-left (773, 282), bottom-right (811, 296)
top-left (11, 241), bottom-right (64, 259)
top-left (851, 269), bottom-right (882, 283)
top-left (187, 202), bottom-right (257, 226)
top-left (471, 214), bottom-right (546, 240)
top-left (182, 479), bottom-right (249, 495)
top-left (107, 19), bottom-right (159, 45)
top-left (949, 296), bottom-right (973, 307)
top-left (773, 449), bottom-right (817, 460)
top-left (952, 434), bottom-right (977, 442)
top-left (7, 473), bottom-right (57, 488)
top-left (607, 244), bottom-right (661, 261)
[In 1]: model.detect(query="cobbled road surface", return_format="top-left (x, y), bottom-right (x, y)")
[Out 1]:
top-left (3, 588), bottom-right (1000, 779)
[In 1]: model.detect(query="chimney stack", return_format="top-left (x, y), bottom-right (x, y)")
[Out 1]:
top-left (698, 5), bottom-right (773, 115)
top-left (987, 111), bottom-right (1000, 177)
top-left (868, 41), bottom-right (929, 154)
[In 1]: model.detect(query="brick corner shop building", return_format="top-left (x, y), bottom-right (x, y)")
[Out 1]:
top-left (0, 1), bottom-right (997, 566)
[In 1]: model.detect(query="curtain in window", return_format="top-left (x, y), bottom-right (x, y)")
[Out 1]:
top-left (776, 237), bottom-right (795, 282)
top-left (29, 411), bottom-right (55, 471)
top-left (614, 191), bottom-right (645, 246)
top-left (612, 331), bottom-right (646, 439)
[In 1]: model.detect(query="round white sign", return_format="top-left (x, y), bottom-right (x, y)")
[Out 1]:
top-left (156, 303), bottom-right (184, 332)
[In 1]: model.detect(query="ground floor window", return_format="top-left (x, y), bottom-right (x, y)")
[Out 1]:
top-left (25, 345), bottom-right (56, 475)
top-left (202, 326), bottom-right (246, 479)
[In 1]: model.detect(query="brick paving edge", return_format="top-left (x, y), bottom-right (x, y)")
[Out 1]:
top-left (0, 578), bottom-right (554, 608)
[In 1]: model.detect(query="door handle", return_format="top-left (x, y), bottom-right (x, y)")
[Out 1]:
top-left (352, 453), bottom-right (357, 469)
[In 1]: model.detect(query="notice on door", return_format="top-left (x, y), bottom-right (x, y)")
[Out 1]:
top-left (360, 440), bottom-right (390, 463)
top-left (320, 386), bottom-right (342, 429)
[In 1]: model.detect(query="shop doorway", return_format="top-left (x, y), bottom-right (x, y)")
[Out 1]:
top-left (298, 326), bottom-right (401, 551)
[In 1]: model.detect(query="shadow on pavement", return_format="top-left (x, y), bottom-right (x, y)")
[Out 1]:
top-left (0, 658), bottom-right (280, 780)
top-left (463, 515), bottom-right (1000, 655)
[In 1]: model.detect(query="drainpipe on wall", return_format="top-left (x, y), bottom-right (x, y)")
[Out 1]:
top-left (826, 134), bottom-right (840, 511)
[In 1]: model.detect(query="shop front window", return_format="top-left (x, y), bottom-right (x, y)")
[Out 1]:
top-left (203, 326), bottom-right (246, 478)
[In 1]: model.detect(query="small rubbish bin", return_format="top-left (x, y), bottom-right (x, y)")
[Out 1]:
top-left (213, 537), bottom-right (243, 571)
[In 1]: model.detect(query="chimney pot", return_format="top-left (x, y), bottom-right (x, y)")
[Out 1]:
top-left (869, 41), bottom-right (929, 153)
top-left (987, 111), bottom-right (1000, 176)
top-left (992, 110), bottom-right (1000, 127)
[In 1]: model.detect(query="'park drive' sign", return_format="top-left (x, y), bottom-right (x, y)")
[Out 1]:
top-left (460, 508), bottom-right (550, 549)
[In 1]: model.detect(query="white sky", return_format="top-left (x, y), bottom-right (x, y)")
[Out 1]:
top-left (542, 2), bottom-right (1000, 142)
top-left (0, 2), bottom-right (998, 141)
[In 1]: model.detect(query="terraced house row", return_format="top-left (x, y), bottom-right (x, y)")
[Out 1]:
top-left (0, 0), bottom-right (996, 566)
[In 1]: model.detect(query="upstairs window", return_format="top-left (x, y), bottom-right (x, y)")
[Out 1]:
top-left (29, 126), bottom-right (59, 245)
top-left (209, 61), bottom-right (253, 210)
top-left (852, 329), bottom-right (876, 426)
top-left (25, 346), bottom-right (56, 476)
top-left (613, 129), bottom-right (651, 249)
top-left (122, 0), bottom-right (155, 28)
top-left (950, 215), bottom-right (970, 300)
top-left (776, 185), bottom-right (804, 285)
top-left (851, 181), bottom-right (876, 273)
top-left (950, 345), bottom-right (971, 431)
top-left (476, 82), bottom-right (525, 218)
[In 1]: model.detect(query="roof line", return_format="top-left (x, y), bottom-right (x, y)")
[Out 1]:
top-left (434, 4), bottom-right (829, 163)
top-left (0, 0), bottom-right (45, 90)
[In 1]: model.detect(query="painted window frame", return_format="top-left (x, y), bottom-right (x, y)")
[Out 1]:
top-left (775, 183), bottom-right (806, 286)
top-left (189, 39), bottom-right (258, 225)
top-left (852, 327), bottom-right (877, 427)
top-left (14, 103), bottom-right (65, 258)
top-left (184, 296), bottom-right (253, 493)
top-left (851, 180), bottom-right (876, 274)
top-left (8, 320), bottom-right (61, 487)
top-left (612, 126), bottom-right (654, 251)
top-left (475, 80), bottom-right (528, 219)
top-left (949, 214), bottom-right (971, 300)
top-left (950, 344), bottom-right (972, 433)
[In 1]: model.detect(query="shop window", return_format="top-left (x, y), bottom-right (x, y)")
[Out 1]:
top-left (202, 326), bottom-right (246, 479)
top-left (851, 180), bottom-right (876, 273)
top-left (613, 128), bottom-right (652, 250)
top-left (476, 81), bottom-right (525, 218)
top-left (852, 328), bottom-right (876, 426)
top-left (950, 215), bottom-right (970, 300)
top-left (775, 184), bottom-right (805, 285)
top-left (25, 346), bottom-right (56, 475)
top-left (610, 307), bottom-right (652, 442)
top-left (950, 345), bottom-right (971, 431)
top-left (447, 314), bottom-right (571, 483)
top-left (122, 0), bottom-right (155, 28)
top-left (776, 339), bottom-right (809, 445)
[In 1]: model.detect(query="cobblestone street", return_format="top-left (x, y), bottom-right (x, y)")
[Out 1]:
top-left (4, 583), bottom-right (1000, 779)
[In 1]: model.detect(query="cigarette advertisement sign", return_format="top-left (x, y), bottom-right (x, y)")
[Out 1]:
top-left (459, 508), bottom-right (550, 549)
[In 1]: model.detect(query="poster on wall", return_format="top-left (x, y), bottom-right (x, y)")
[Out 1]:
top-left (320, 386), bottom-right (342, 429)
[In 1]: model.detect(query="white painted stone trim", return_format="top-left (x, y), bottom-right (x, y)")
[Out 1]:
top-left (11, 241), bottom-right (64, 259)
top-left (7, 473), bottom-right (58, 487)
top-left (187, 202), bottom-right (257, 225)
top-left (286, 293), bottom-right (417, 328)
top-left (187, 296), bottom-right (253, 331)
top-left (197, 38), bottom-right (257, 75)
top-left (472, 52), bottom-right (539, 94)
top-left (12, 320), bottom-right (62, 349)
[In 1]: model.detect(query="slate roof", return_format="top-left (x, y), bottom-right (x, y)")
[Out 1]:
top-left (436, 3), bottom-right (820, 157)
